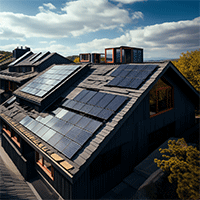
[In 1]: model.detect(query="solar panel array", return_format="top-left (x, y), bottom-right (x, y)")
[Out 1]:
top-left (21, 65), bottom-right (80, 97)
top-left (19, 109), bottom-right (102, 159)
top-left (107, 64), bottom-right (158, 89)
top-left (62, 90), bottom-right (128, 121)
top-left (31, 52), bottom-right (50, 64)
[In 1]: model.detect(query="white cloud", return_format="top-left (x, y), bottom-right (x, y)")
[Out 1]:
top-left (112, 0), bottom-right (147, 4)
top-left (132, 11), bottom-right (144, 20)
top-left (0, 0), bottom-right (131, 39)
top-left (43, 3), bottom-right (56, 10)
top-left (50, 41), bottom-right (56, 44)
top-left (39, 41), bottom-right (48, 44)
top-left (76, 17), bottom-right (200, 59)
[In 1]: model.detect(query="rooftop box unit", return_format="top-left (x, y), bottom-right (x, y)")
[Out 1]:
top-left (105, 46), bottom-right (143, 64)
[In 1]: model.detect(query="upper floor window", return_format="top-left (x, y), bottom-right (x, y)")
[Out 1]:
top-left (150, 77), bottom-right (173, 117)
top-left (105, 49), bottom-right (114, 63)
top-left (36, 152), bottom-right (54, 180)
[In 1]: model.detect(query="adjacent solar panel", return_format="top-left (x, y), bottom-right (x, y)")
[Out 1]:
top-left (29, 52), bottom-right (41, 61)
top-left (19, 107), bottom-right (103, 159)
top-left (5, 96), bottom-right (16, 106)
top-left (108, 64), bottom-right (158, 89)
top-left (62, 90), bottom-right (128, 120)
top-left (21, 65), bottom-right (80, 97)
top-left (31, 52), bottom-right (50, 64)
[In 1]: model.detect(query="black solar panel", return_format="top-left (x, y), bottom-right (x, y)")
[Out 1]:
top-left (47, 132), bottom-right (63, 146)
top-left (97, 109), bottom-right (113, 120)
top-left (85, 120), bottom-right (102, 133)
top-left (58, 122), bottom-right (74, 135)
top-left (65, 126), bottom-right (82, 140)
top-left (106, 95), bottom-right (127, 111)
top-left (21, 65), bottom-right (80, 97)
top-left (54, 137), bottom-right (71, 152)
top-left (74, 130), bottom-right (92, 145)
top-left (87, 92), bottom-right (106, 106)
top-left (96, 94), bottom-right (115, 108)
top-left (76, 116), bottom-right (91, 129)
top-left (73, 90), bottom-right (89, 101)
top-left (62, 141), bottom-right (81, 159)
top-left (79, 90), bottom-right (97, 103)
top-left (108, 64), bottom-right (158, 89)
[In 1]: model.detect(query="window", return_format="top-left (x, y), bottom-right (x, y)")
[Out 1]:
top-left (150, 77), bottom-right (173, 117)
top-left (105, 49), bottom-right (114, 63)
top-left (36, 152), bottom-right (54, 180)
top-left (8, 81), bottom-right (17, 91)
top-left (2, 122), bottom-right (21, 147)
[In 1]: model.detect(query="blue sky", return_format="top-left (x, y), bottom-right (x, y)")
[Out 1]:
top-left (0, 0), bottom-right (199, 60)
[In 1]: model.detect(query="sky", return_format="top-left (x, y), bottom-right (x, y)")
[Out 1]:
top-left (0, 0), bottom-right (199, 60)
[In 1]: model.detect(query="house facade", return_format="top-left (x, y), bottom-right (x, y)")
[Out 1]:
top-left (0, 61), bottom-right (198, 199)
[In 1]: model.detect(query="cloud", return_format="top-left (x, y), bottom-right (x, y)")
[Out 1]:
top-left (112, 0), bottom-right (147, 4)
top-left (0, 0), bottom-right (131, 39)
top-left (132, 11), bottom-right (144, 20)
top-left (43, 3), bottom-right (56, 10)
top-left (76, 17), bottom-right (200, 59)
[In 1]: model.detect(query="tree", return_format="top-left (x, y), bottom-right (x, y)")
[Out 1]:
top-left (172, 49), bottom-right (200, 92)
top-left (73, 57), bottom-right (80, 63)
top-left (154, 138), bottom-right (200, 200)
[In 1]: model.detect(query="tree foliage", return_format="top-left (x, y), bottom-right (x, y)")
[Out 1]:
top-left (73, 57), bottom-right (80, 63)
top-left (172, 49), bottom-right (200, 92)
top-left (154, 138), bottom-right (200, 200)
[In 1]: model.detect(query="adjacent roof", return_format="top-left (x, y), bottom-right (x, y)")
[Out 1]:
top-left (0, 61), bottom-right (199, 183)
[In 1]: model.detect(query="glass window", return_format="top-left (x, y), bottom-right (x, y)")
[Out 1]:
top-left (150, 78), bottom-right (173, 116)
top-left (36, 152), bottom-right (54, 180)
top-left (106, 49), bottom-right (113, 63)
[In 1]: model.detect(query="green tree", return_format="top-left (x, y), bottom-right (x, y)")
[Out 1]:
top-left (172, 49), bottom-right (200, 92)
top-left (73, 57), bottom-right (80, 63)
top-left (154, 138), bottom-right (200, 200)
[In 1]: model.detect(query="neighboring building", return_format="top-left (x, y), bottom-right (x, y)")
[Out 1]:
top-left (13, 46), bottom-right (31, 59)
top-left (105, 46), bottom-right (143, 63)
top-left (79, 53), bottom-right (102, 63)
top-left (0, 50), bottom-right (73, 104)
top-left (0, 60), bottom-right (198, 199)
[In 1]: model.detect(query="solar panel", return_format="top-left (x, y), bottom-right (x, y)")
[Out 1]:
top-left (68, 114), bottom-right (82, 125)
top-left (62, 141), bottom-right (81, 159)
top-left (96, 94), bottom-right (115, 108)
top-left (54, 137), bottom-right (71, 152)
top-left (51, 119), bottom-right (66, 132)
top-left (84, 120), bottom-right (102, 133)
top-left (107, 64), bottom-right (158, 89)
top-left (31, 52), bottom-right (50, 64)
top-left (29, 52), bottom-right (41, 61)
top-left (79, 90), bottom-right (97, 103)
top-left (76, 116), bottom-right (91, 129)
top-left (73, 90), bottom-right (89, 101)
top-left (58, 123), bottom-right (74, 135)
top-left (97, 109), bottom-right (113, 120)
top-left (47, 132), bottom-right (63, 146)
top-left (36, 126), bottom-right (50, 137)
top-left (87, 92), bottom-right (106, 106)
top-left (106, 95), bottom-right (127, 111)
top-left (6, 96), bottom-right (16, 105)
top-left (46, 117), bottom-right (60, 128)
top-left (65, 126), bottom-right (82, 140)
top-left (74, 130), bottom-right (92, 145)
top-left (41, 129), bottom-right (57, 142)
top-left (21, 65), bottom-right (80, 97)
top-left (19, 116), bottom-right (32, 126)
top-left (61, 111), bottom-right (75, 121)
top-left (31, 123), bottom-right (44, 134)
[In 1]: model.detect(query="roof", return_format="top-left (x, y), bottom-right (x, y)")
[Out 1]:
top-left (0, 61), bottom-right (199, 183)
top-left (0, 68), bottom-right (38, 83)
top-left (105, 46), bottom-right (143, 50)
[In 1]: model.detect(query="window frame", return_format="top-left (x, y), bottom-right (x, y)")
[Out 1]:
top-left (105, 48), bottom-right (114, 63)
top-left (35, 152), bottom-right (54, 180)
top-left (150, 77), bottom-right (174, 118)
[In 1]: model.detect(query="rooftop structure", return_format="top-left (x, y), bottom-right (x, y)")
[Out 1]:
top-left (0, 61), bottom-right (198, 199)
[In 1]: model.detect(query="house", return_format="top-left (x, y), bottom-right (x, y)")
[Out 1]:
top-left (0, 48), bottom-right (73, 104)
top-left (0, 56), bottom-right (198, 199)
top-left (79, 53), bottom-right (102, 63)
top-left (105, 46), bottom-right (143, 63)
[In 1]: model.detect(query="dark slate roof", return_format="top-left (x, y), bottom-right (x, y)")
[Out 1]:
top-left (0, 68), bottom-right (38, 83)
top-left (0, 61), bottom-right (199, 183)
